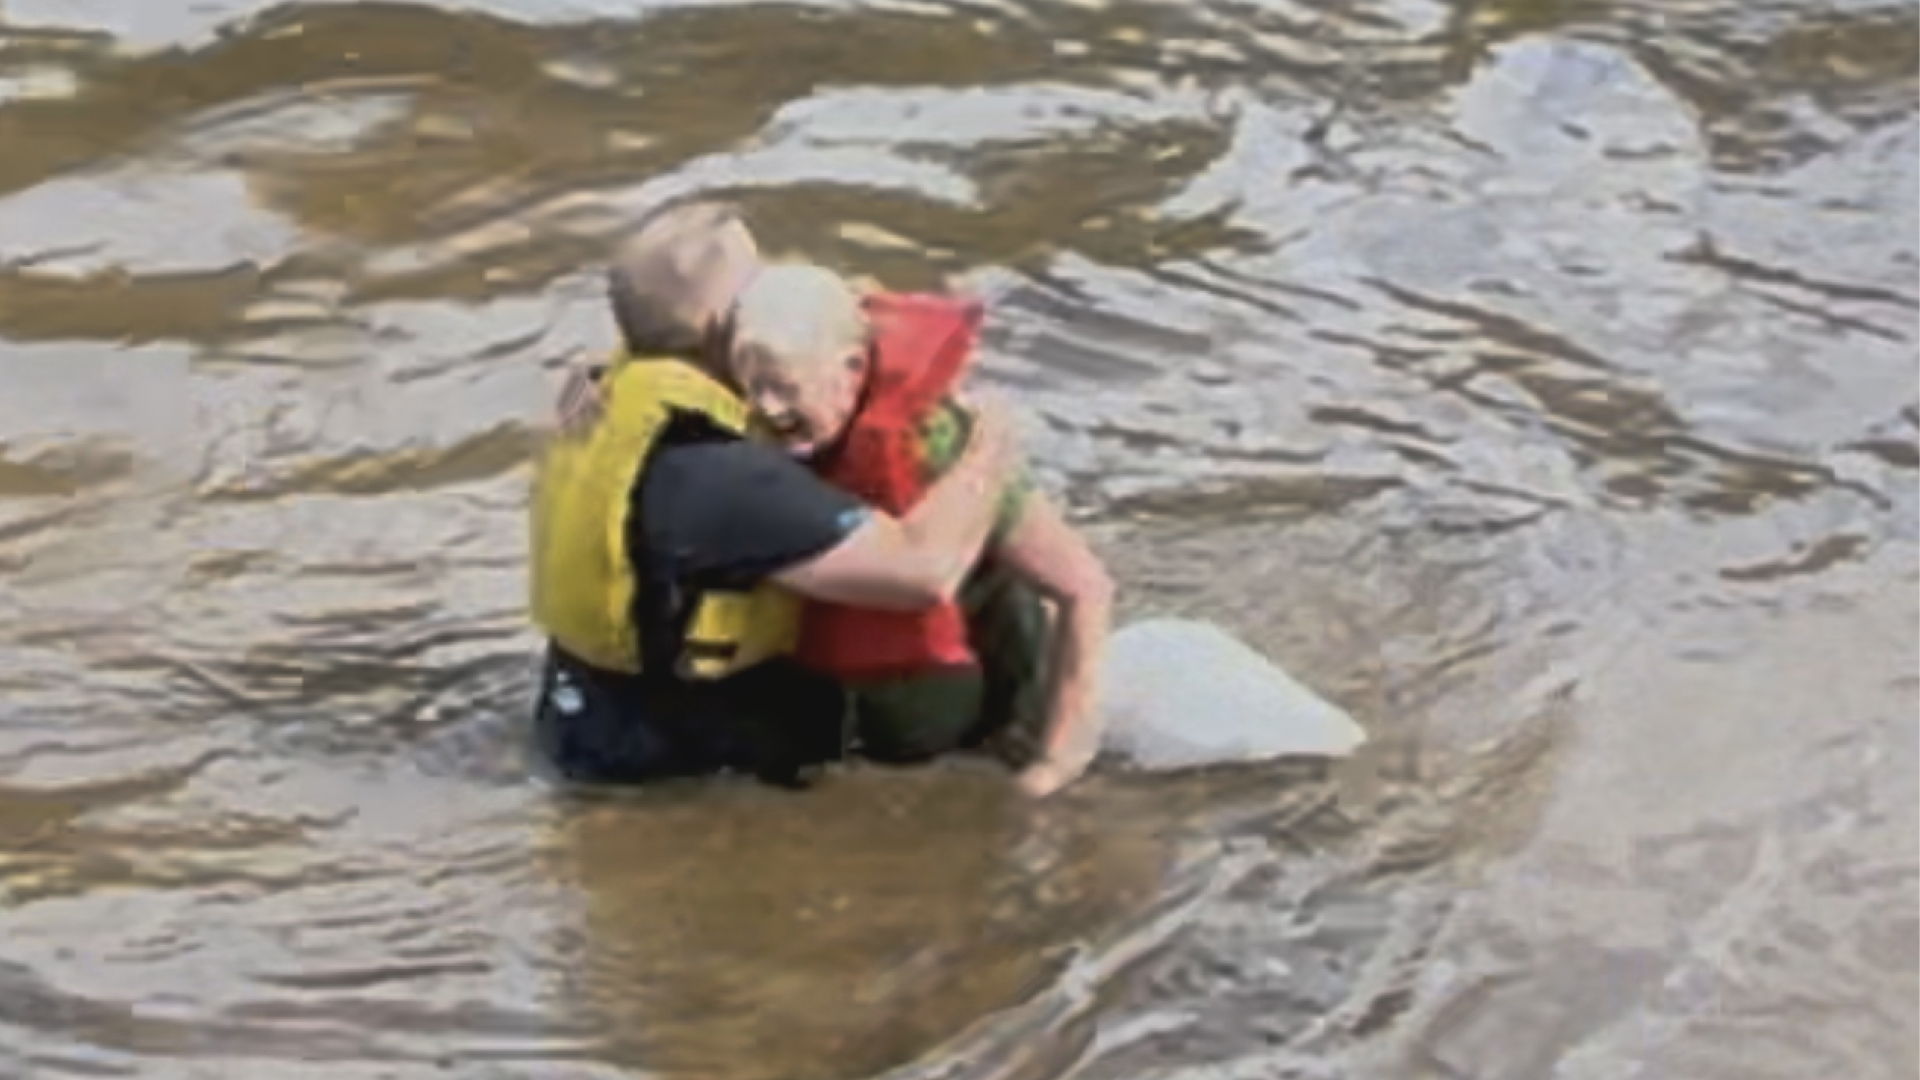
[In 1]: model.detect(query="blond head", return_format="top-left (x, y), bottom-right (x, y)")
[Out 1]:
top-left (728, 262), bottom-right (868, 375)
top-left (727, 262), bottom-right (871, 457)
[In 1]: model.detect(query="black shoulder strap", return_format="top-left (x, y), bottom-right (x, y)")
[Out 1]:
top-left (627, 409), bottom-right (735, 682)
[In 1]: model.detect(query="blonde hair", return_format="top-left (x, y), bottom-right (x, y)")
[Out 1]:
top-left (607, 201), bottom-right (759, 355)
top-left (728, 262), bottom-right (868, 372)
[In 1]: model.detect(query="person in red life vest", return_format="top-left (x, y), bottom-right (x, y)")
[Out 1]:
top-left (726, 262), bottom-right (1115, 798)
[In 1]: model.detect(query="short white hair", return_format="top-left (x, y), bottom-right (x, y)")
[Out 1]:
top-left (729, 262), bottom-right (867, 372)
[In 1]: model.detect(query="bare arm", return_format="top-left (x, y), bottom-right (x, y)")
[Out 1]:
top-left (771, 396), bottom-right (1016, 611)
top-left (990, 490), bottom-right (1115, 797)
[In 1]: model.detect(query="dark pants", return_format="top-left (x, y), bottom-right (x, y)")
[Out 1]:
top-left (533, 561), bottom-right (1051, 787)
top-left (847, 557), bottom-right (1052, 767)
top-left (533, 648), bottom-right (849, 788)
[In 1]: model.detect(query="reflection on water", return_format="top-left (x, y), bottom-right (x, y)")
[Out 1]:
top-left (549, 770), bottom-right (1158, 1080)
top-left (0, 0), bottom-right (1913, 1078)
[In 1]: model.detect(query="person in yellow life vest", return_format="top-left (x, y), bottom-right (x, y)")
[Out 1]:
top-left (528, 202), bottom-right (1020, 788)
top-left (727, 263), bottom-right (1116, 799)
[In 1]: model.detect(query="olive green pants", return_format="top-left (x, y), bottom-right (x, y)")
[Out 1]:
top-left (845, 557), bottom-right (1051, 767)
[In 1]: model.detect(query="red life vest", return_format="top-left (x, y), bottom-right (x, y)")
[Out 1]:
top-left (793, 290), bottom-right (984, 681)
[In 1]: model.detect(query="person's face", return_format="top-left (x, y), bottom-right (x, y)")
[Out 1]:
top-left (731, 343), bottom-right (866, 460)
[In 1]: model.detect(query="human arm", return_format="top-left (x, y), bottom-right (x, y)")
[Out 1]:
top-left (989, 490), bottom-right (1115, 798)
top-left (770, 395), bottom-right (1018, 610)
top-left (917, 395), bottom-right (1034, 549)
top-left (639, 402), bottom-right (1016, 611)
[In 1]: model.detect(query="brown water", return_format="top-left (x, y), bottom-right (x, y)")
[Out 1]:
top-left (0, 1), bottom-right (1914, 1078)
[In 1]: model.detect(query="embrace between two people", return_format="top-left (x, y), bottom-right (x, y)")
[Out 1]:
top-left (527, 201), bottom-right (1114, 799)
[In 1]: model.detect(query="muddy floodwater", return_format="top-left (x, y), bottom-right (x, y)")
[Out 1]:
top-left (0, 1), bottom-right (1914, 1078)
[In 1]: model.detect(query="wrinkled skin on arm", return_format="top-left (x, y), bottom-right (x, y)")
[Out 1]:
top-left (988, 488), bottom-right (1115, 798)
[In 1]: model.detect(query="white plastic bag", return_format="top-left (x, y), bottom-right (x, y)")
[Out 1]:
top-left (1095, 618), bottom-right (1366, 768)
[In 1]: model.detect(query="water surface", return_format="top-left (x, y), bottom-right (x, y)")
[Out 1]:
top-left (0, 1), bottom-right (1914, 1078)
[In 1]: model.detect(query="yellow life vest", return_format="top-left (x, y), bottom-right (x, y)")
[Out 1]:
top-left (528, 355), bottom-right (801, 679)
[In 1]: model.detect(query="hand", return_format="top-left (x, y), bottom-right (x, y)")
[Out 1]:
top-left (554, 361), bottom-right (607, 436)
top-left (1014, 747), bottom-right (1094, 799)
top-left (955, 390), bottom-right (1019, 478)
